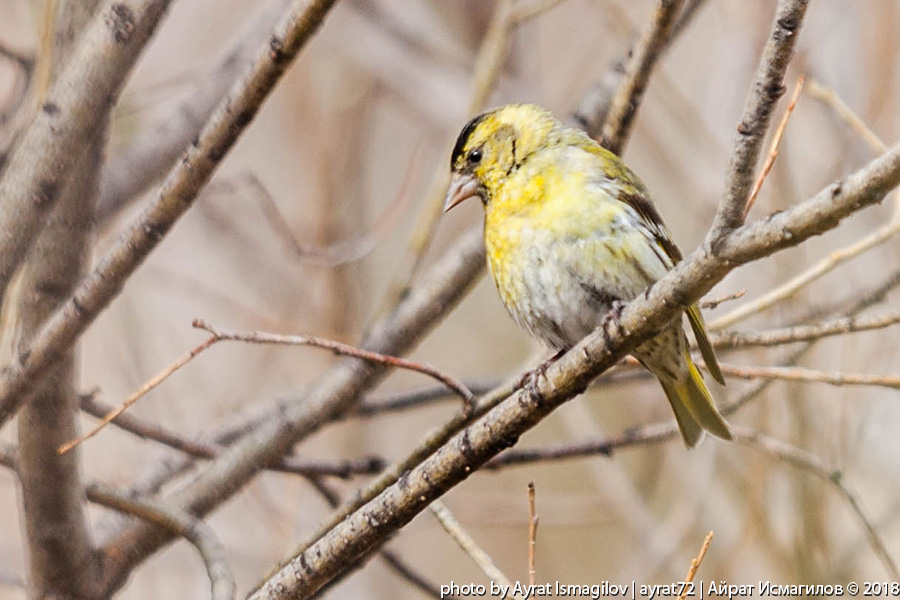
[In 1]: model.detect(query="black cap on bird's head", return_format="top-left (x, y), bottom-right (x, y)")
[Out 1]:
top-left (445, 112), bottom-right (488, 212)
top-left (444, 104), bottom-right (565, 212)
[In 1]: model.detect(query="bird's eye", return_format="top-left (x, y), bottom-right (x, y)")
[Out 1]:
top-left (467, 148), bottom-right (483, 164)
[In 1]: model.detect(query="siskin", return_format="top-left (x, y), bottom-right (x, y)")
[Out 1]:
top-left (444, 103), bottom-right (732, 447)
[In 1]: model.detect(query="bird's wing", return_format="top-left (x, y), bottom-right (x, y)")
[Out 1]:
top-left (615, 188), bottom-right (726, 386)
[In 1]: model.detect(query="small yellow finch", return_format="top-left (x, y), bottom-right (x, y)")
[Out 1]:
top-left (444, 104), bottom-right (732, 447)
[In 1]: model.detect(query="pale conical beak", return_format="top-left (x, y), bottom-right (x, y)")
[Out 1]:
top-left (444, 173), bottom-right (480, 212)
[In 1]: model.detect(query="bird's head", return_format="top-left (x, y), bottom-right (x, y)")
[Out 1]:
top-left (444, 104), bottom-right (564, 212)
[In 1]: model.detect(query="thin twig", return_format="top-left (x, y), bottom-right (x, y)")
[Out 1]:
top-left (744, 74), bottom-right (805, 218)
top-left (678, 531), bottom-right (713, 600)
top-left (806, 78), bottom-right (887, 154)
top-left (94, 0), bottom-right (292, 223)
top-left (712, 81), bottom-right (896, 330)
top-left (194, 320), bottom-right (475, 410)
top-left (719, 363), bottom-right (900, 390)
top-left (429, 501), bottom-right (516, 592)
top-left (86, 483), bottom-right (236, 600)
top-left (710, 218), bottom-right (900, 330)
top-left (78, 393), bottom-right (384, 478)
top-left (700, 289), bottom-right (746, 310)
top-left (734, 428), bottom-right (899, 580)
top-left (58, 336), bottom-right (219, 454)
top-left (711, 310), bottom-right (900, 349)
top-left (0, 0), bottom-right (172, 303)
top-left (510, 0), bottom-right (568, 23)
top-left (527, 481), bottom-right (538, 588)
top-left (63, 316), bottom-right (474, 454)
top-left (599, 0), bottom-right (686, 154)
top-left (572, 0), bottom-right (708, 137)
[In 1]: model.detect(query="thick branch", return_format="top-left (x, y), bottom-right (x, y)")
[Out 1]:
top-left (0, 0), bottom-right (172, 301)
top-left (14, 2), bottom-right (109, 597)
top-left (0, 0), bottom-right (340, 429)
top-left (707, 0), bottom-right (809, 239)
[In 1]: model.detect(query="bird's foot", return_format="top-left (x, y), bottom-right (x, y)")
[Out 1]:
top-left (518, 349), bottom-right (566, 404)
top-left (601, 300), bottom-right (627, 339)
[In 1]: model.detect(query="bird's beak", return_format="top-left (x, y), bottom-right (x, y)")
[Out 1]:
top-left (444, 173), bottom-right (480, 212)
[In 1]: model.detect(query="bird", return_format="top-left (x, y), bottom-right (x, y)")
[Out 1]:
top-left (443, 103), bottom-right (732, 447)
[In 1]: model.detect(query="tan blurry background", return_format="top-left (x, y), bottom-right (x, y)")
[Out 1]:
top-left (1, 0), bottom-right (899, 597)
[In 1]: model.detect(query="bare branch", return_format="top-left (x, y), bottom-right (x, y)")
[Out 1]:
top-left (700, 289), bottom-right (746, 310)
top-left (78, 393), bottom-right (384, 479)
top-left (707, 0), bottom-right (809, 239)
top-left (599, 0), bottom-right (685, 155)
top-left (744, 74), bottom-right (805, 218)
top-left (14, 1), bottom-right (113, 595)
top-left (806, 77), bottom-right (887, 154)
top-left (0, 0), bottom-right (341, 429)
top-left (0, 0), bottom-right (173, 301)
top-left (720, 363), bottom-right (900, 390)
top-left (711, 310), bottom-right (900, 349)
top-left (94, 0), bottom-right (291, 223)
top-left (430, 501), bottom-right (516, 592)
top-left (87, 483), bottom-right (236, 600)
top-left (571, 0), bottom-right (708, 138)
top-left (710, 216), bottom-right (900, 329)
top-left (734, 428), bottom-right (899, 580)
top-left (97, 227), bottom-right (486, 596)
top-left (527, 482), bottom-right (538, 588)
top-left (60, 336), bottom-right (219, 454)
top-left (678, 532), bottom-right (713, 600)
top-left (194, 319), bottom-right (475, 410)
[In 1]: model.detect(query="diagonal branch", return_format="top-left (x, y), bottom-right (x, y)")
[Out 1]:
top-left (0, 0), bottom-right (341, 430)
top-left (94, 0), bottom-right (291, 224)
top-left (707, 0), bottom-right (809, 240)
top-left (599, 0), bottom-right (685, 155)
top-left (0, 0), bottom-right (173, 301)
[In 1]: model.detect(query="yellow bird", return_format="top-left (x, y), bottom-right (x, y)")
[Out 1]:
top-left (444, 104), bottom-right (732, 447)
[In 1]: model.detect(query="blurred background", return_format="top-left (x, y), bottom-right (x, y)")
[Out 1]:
top-left (1, 0), bottom-right (899, 597)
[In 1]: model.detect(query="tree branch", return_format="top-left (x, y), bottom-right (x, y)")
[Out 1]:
top-left (13, 2), bottom-right (110, 596)
top-left (707, 0), bottom-right (810, 240)
top-left (0, 0), bottom-right (172, 301)
top-left (87, 483), bottom-right (236, 600)
top-left (0, 0), bottom-right (341, 429)
top-left (599, 0), bottom-right (685, 155)
top-left (94, 0), bottom-right (290, 224)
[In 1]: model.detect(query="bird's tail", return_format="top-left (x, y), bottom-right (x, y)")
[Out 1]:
top-left (657, 354), bottom-right (733, 448)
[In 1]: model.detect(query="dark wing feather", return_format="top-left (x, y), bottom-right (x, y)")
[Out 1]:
top-left (619, 192), bottom-right (726, 386)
